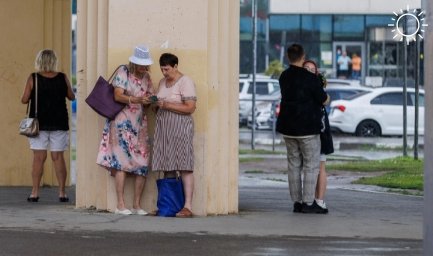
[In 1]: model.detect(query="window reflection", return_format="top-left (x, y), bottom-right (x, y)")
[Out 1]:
top-left (301, 15), bottom-right (332, 41)
top-left (333, 15), bottom-right (364, 40)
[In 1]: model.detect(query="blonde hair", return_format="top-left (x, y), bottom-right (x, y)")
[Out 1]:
top-left (35, 49), bottom-right (58, 72)
top-left (128, 62), bottom-right (150, 76)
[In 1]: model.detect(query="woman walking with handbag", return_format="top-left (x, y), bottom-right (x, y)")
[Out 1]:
top-left (20, 49), bottom-right (75, 203)
top-left (152, 53), bottom-right (197, 218)
top-left (96, 45), bottom-right (154, 215)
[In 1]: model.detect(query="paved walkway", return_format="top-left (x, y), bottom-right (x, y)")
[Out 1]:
top-left (0, 177), bottom-right (422, 240)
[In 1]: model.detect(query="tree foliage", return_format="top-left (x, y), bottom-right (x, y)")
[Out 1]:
top-left (265, 60), bottom-right (284, 78)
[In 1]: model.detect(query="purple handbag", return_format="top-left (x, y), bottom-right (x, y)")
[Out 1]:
top-left (85, 65), bottom-right (128, 120)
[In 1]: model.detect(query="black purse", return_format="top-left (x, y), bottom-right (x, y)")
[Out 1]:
top-left (19, 73), bottom-right (39, 137)
top-left (320, 107), bottom-right (334, 155)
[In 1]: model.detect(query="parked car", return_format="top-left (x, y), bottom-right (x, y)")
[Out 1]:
top-left (326, 78), bottom-right (361, 87)
top-left (324, 84), bottom-right (372, 113)
top-left (383, 78), bottom-right (415, 87)
top-left (246, 82), bottom-right (371, 130)
top-left (329, 87), bottom-right (425, 137)
top-left (239, 74), bottom-right (279, 126)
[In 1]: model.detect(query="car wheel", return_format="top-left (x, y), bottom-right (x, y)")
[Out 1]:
top-left (355, 120), bottom-right (381, 137)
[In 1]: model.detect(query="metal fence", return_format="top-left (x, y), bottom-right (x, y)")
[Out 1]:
top-left (239, 98), bottom-right (281, 151)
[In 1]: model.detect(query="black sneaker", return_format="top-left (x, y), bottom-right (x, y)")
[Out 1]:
top-left (301, 201), bottom-right (328, 214)
top-left (293, 201), bottom-right (303, 213)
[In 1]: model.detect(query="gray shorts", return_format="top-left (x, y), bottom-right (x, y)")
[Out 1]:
top-left (28, 130), bottom-right (69, 151)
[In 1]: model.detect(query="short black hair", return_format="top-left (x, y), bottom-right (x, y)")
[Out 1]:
top-left (159, 53), bottom-right (178, 67)
top-left (286, 44), bottom-right (304, 63)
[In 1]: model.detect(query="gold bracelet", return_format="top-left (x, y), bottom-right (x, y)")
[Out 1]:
top-left (128, 96), bottom-right (132, 104)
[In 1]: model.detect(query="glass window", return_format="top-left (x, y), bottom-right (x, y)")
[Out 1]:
top-left (371, 92), bottom-right (403, 105)
top-left (239, 82), bottom-right (244, 93)
top-left (240, 17), bottom-right (252, 34)
top-left (409, 93), bottom-right (425, 107)
top-left (366, 15), bottom-right (391, 28)
top-left (333, 15), bottom-right (365, 41)
top-left (240, 17), bottom-right (267, 40)
top-left (270, 82), bottom-right (280, 94)
top-left (369, 42), bottom-right (384, 65)
top-left (239, 41), bottom-right (267, 74)
top-left (302, 43), bottom-right (332, 70)
top-left (301, 15), bottom-right (332, 41)
top-left (269, 15), bottom-right (300, 42)
top-left (419, 94), bottom-right (425, 107)
top-left (248, 82), bottom-right (269, 95)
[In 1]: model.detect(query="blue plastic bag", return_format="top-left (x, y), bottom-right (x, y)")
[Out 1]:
top-left (156, 177), bottom-right (185, 217)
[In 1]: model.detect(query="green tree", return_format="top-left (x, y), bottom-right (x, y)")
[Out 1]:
top-left (265, 60), bottom-right (284, 78)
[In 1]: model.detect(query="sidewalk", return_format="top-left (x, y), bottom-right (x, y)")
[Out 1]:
top-left (23, 121), bottom-right (423, 242)
top-left (0, 177), bottom-right (422, 240)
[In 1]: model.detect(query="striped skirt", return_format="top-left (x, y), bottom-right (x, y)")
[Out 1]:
top-left (152, 109), bottom-right (194, 172)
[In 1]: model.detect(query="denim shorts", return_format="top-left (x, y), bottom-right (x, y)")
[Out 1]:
top-left (320, 154), bottom-right (327, 162)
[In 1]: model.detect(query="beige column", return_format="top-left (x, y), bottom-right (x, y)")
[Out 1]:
top-left (0, 0), bottom-right (71, 186)
top-left (76, 0), bottom-right (239, 215)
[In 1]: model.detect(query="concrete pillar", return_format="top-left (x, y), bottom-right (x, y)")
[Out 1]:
top-left (0, 0), bottom-right (71, 186)
top-left (76, 0), bottom-right (239, 215)
top-left (422, 0), bottom-right (433, 254)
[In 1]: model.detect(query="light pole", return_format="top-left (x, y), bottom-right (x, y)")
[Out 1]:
top-left (251, 0), bottom-right (257, 150)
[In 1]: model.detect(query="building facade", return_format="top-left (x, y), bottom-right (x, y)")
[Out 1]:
top-left (240, 0), bottom-right (423, 86)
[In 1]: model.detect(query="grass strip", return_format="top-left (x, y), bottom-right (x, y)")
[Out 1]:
top-left (239, 149), bottom-right (285, 155)
top-left (239, 157), bottom-right (264, 163)
top-left (328, 156), bottom-right (423, 190)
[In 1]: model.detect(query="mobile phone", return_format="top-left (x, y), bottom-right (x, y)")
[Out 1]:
top-left (150, 95), bottom-right (158, 103)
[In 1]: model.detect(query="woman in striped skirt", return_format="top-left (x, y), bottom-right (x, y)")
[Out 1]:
top-left (153, 53), bottom-right (197, 218)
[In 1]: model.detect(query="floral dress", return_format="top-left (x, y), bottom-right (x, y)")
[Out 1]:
top-left (96, 66), bottom-right (153, 176)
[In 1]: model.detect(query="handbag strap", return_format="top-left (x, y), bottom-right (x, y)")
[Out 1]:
top-left (108, 65), bottom-right (129, 83)
top-left (158, 171), bottom-right (181, 180)
top-left (34, 73), bottom-right (38, 118)
top-left (26, 73), bottom-right (38, 118)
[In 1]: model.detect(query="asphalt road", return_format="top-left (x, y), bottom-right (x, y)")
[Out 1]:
top-left (0, 229), bottom-right (422, 256)
top-left (32, 115), bottom-right (422, 255)
top-left (0, 183), bottom-right (423, 256)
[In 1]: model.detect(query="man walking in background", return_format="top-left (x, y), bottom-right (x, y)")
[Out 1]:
top-left (276, 44), bottom-right (329, 214)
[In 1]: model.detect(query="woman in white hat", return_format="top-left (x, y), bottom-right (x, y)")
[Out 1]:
top-left (96, 45), bottom-right (155, 215)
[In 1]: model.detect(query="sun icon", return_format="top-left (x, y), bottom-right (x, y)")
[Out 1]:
top-left (388, 5), bottom-right (429, 45)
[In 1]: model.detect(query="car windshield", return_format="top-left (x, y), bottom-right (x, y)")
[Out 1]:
top-left (269, 87), bottom-right (280, 96)
top-left (344, 91), bottom-right (371, 100)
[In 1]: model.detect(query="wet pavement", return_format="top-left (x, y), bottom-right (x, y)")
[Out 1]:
top-left (31, 115), bottom-right (423, 255)
top-left (0, 178), bottom-right (423, 256)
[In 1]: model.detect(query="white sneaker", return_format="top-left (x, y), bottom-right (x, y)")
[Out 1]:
top-left (132, 208), bottom-right (149, 216)
top-left (315, 200), bottom-right (327, 209)
top-left (115, 208), bottom-right (132, 215)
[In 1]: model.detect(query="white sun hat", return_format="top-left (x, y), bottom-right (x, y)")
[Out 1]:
top-left (129, 45), bottom-right (153, 66)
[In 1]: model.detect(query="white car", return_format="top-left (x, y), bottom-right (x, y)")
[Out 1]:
top-left (239, 74), bottom-right (280, 126)
top-left (329, 87), bottom-right (425, 137)
top-left (247, 83), bottom-right (372, 130)
top-left (247, 100), bottom-right (278, 130)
